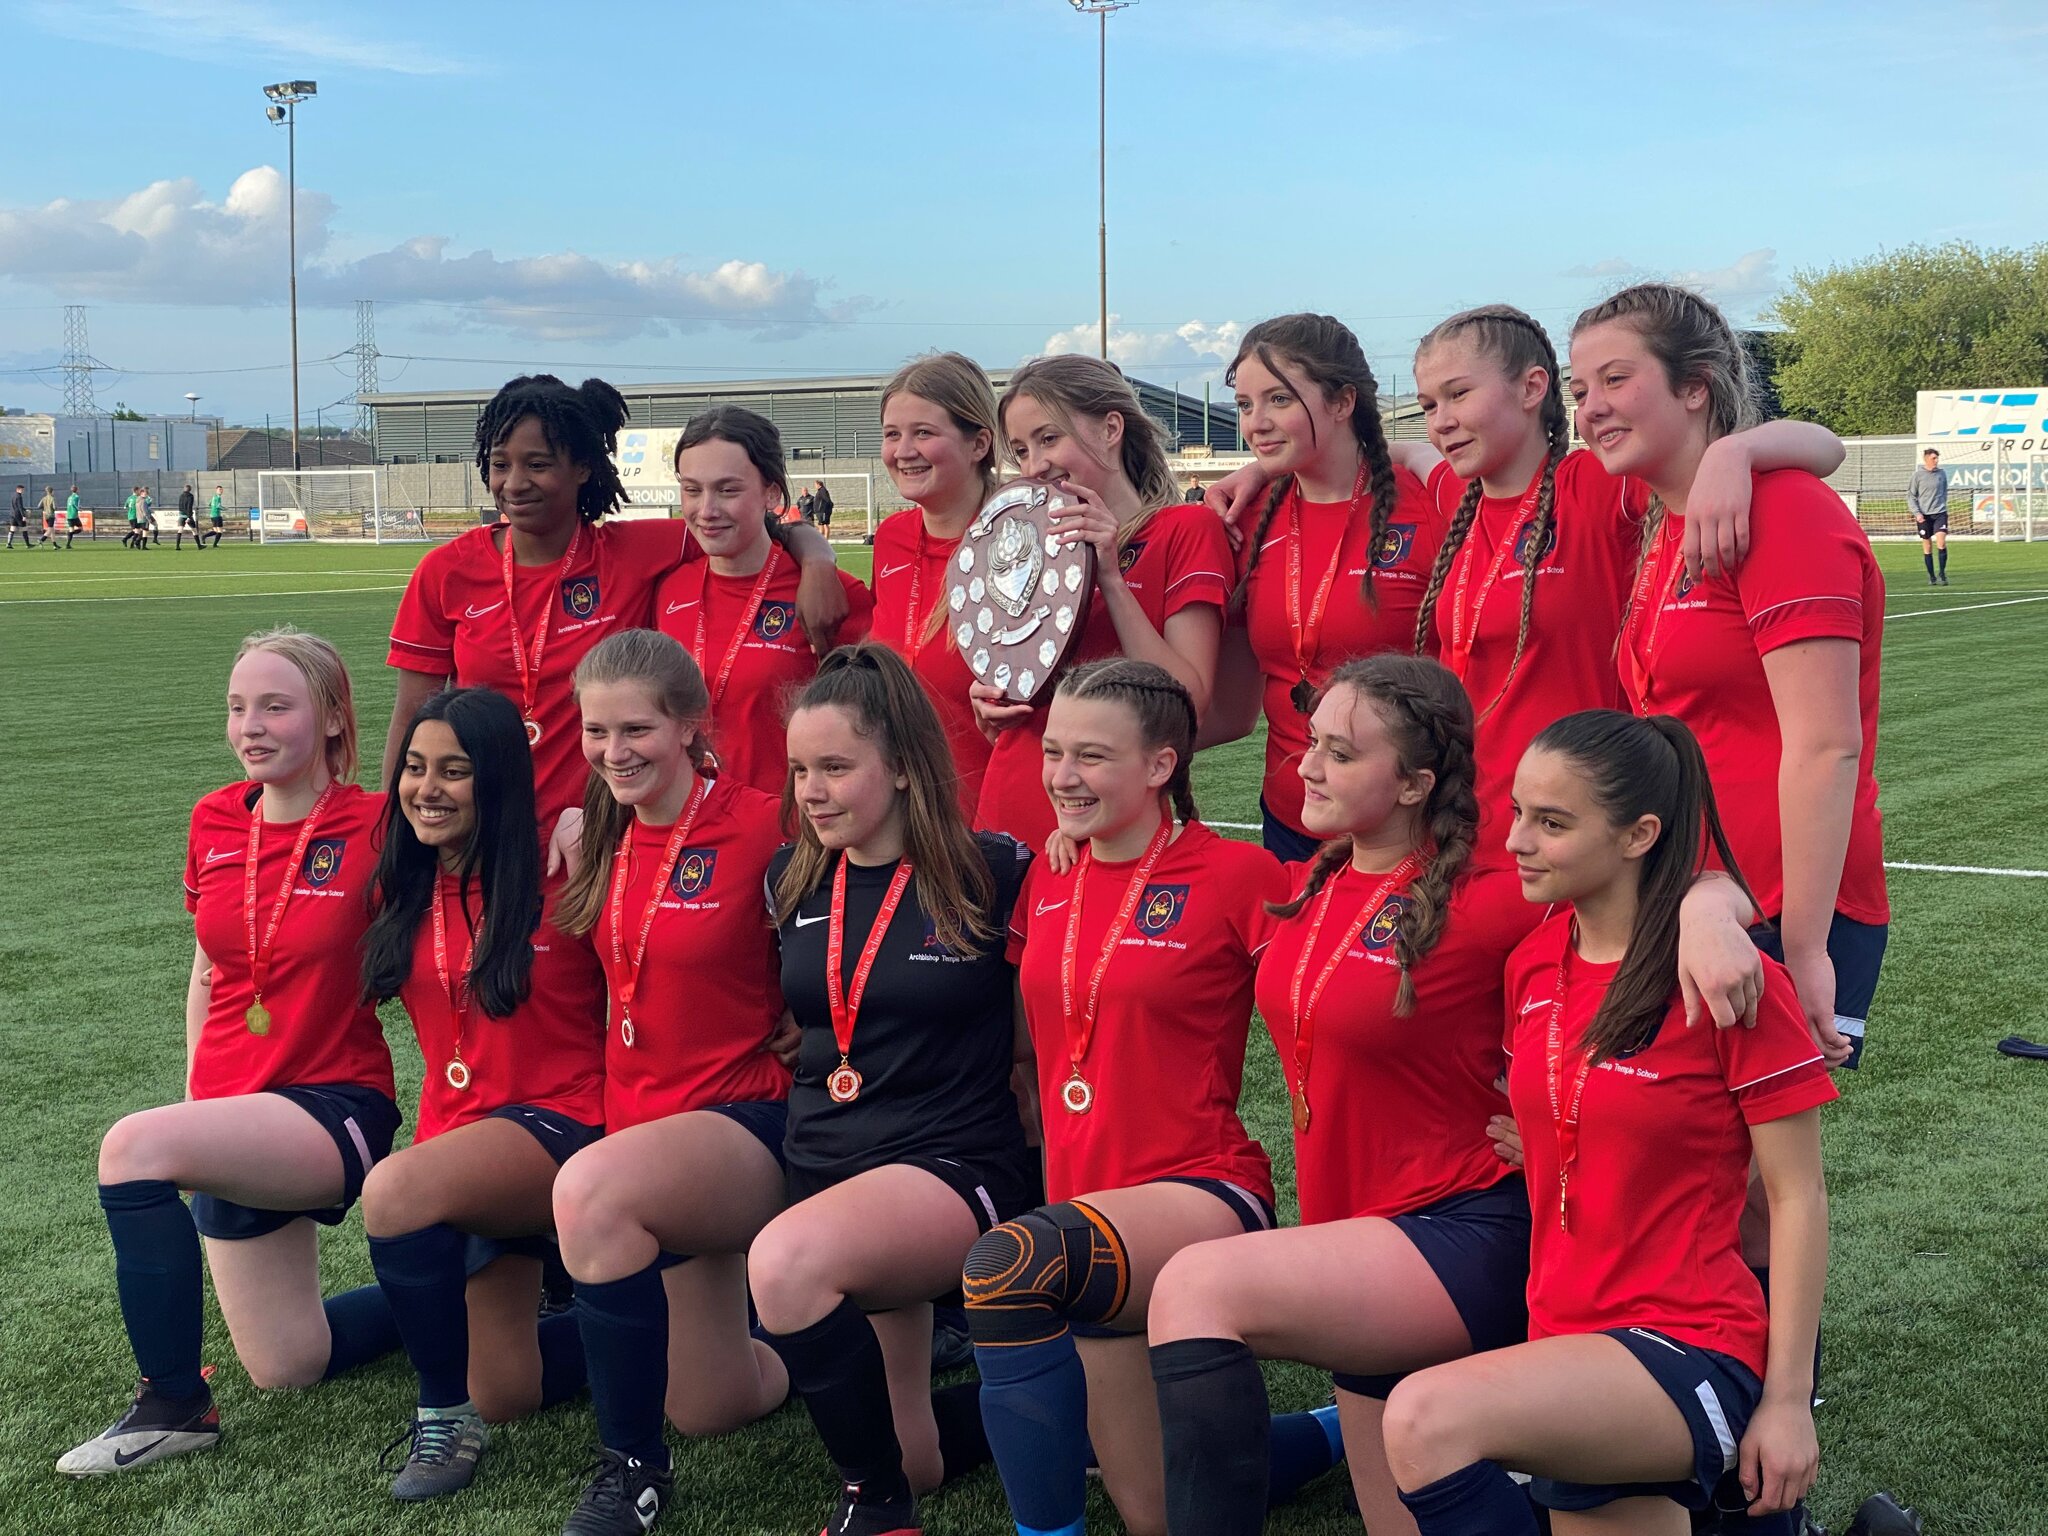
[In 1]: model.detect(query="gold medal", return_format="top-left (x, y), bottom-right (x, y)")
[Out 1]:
top-left (524, 717), bottom-right (543, 746)
top-left (445, 1057), bottom-right (472, 1092)
top-left (1291, 1091), bottom-right (1310, 1134)
top-left (245, 1001), bottom-right (272, 1036)
top-left (827, 1061), bottom-right (863, 1104)
top-left (1061, 1072), bottom-right (1095, 1114)
top-left (620, 1014), bottom-right (636, 1049)
top-left (1290, 676), bottom-right (1315, 714)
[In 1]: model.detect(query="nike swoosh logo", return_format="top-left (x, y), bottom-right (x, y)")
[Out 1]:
top-left (1259, 536), bottom-right (1287, 552)
top-left (794, 912), bottom-right (829, 927)
top-left (878, 563), bottom-right (910, 578)
top-left (203, 847), bottom-right (238, 864)
top-left (464, 601), bottom-right (505, 619)
top-left (665, 599), bottom-right (699, 614)
top-left (1521, 997), bottom-right (1553, 1014)
top-left (1034, 899), bottom-right (1068, 916)
top-left (112, 1437), bottom-right (170, 1467)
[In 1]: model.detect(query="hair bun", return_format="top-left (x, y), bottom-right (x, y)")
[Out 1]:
top-left (577, 378), bottom-right (631, 442)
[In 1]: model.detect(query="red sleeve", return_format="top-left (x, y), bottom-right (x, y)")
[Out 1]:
top-left (388, 542), bottom-right (457, 675)
top-left (1006, 857), bottom-right (1037, 965)
top-left (1157, 505), bottom-right (1232, 618)
top-left (1233, 845), bottom-right (1291, 958)
top-left (679, 525), bottom-right (704, 562)
top-left (838, 569), bottom-right (876, 643)
top-left (1735, 473), bottom-right (1870, 655)
top-left (183, 797), bottom-right (207, 912)
top-left (1426, 459), bottom-right (1467, 518)
top-left (1719, 962), bottom-right (1838, 1123)
top-left (1556, 449), bottom-right (1644, 550)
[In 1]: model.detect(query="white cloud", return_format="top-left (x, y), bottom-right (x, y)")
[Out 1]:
top-left (1040, 315), bottom-right (1243, 380)
top-left (22, 0), bottom-right (468, 76)
top-left (1565, 257), bottom-right (1635, 278)
top-left (1564, 249), bottom-right (1782, 325)
top-left (0, 170), bottom-right (861, 343)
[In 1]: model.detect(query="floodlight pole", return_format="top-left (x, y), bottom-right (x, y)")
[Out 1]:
top-left (264, 81), bottom-right (317, 470)
top-left (1071, 1), bottom-right (1133, 361)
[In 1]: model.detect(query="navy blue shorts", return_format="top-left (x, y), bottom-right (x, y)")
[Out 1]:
top-left (1750, 913), bottom-right (1888, 1069)
top-left (1531, 1326), bottom-right (1761, 1514)
top-left (786, 1147), bottom-right (1039, 1237)
top-left (1260, 796), bottom-right (1324, 865)
top-left (460, 1104), bottom-right (604, 1275)
top-left (1332, 1178), bottom-right (1532, 1399)
top-left (652, 1101), bottom-right (791, 1271)
top-left (1914, 511), bottom-right (1949, 539)
top-left (191, 1083), bottom-right (402, 1240)
top-left (1070, 1175), bottom-right (1276, 1339)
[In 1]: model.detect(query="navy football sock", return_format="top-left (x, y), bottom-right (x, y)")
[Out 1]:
top-left (539, 1309), bottom-right (587, 1407)
top-left (99, 1180), bottom-right (207, 1401)
top-left (1923, 551), bottom-right (1936, 578)
top-left (369, 1224), bottom-right (471, 1409)
top-left (577, 1265), bottom-right (672, 1467)
top-left (771, 1297), bottom-right (909, 1505)
top-left (1268, 1404), bottom-right (1344, 1505)
top-left (1398, 1459), bottom-right (1540, 1535)
top-left (1938, 546), bottom-right (1949, 576)
top-left (974, 1332), bottom-right (1091, 1534)
top-left (321, 1283), bottom-right (401, 1380)
top-left (930, 1379), bottom-right (992, 1483)
top-left (1152, 1336), bottom-right (1269, 1536)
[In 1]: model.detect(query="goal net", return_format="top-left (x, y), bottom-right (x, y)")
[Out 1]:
top-left (788, 472), bottom-right (874, 543)
top-left (257, 468), bottom-right (421, 544)
top-left (610, 429), bottom-right (874, 539)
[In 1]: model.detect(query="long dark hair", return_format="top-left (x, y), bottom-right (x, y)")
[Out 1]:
top-left (1054, 657), bottom-right (1199, 826)
top-left (361, 687), bottom-right (541, 1017)
top-left (1529, 709), bottom-right (1756, 1062)
top-left (1266, 654), bottom-right (1478, 1015)
top-left (1410, 306), bottom-right (1569, 717)
top-left (772, 643), bottom-right (995, 955)
top-left (1226, 313), bottom-right (1401, 614)
top-left (672, 405), bottom-right (791, 505)
top-left (474, 374), bottom-right (631, 524)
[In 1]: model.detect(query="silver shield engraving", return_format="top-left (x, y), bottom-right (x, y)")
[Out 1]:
top-left (987, 516), bottom-right (1043, 619)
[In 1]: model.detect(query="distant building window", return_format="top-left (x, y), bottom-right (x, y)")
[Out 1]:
top-left (149, 433), bottom-right (162, 460)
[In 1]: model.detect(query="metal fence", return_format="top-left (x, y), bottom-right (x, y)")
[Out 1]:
top-left (1826, 435), bottom-right (2045, 539)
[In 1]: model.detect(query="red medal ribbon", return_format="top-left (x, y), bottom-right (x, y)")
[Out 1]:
top-left (694, 547), bottom-right (783, 711)
top-left (901, 521), bottom-right (929, 654)
top-left (824, 855), bottom-right (916, 1099)
top-left (1286, 463), bottom-right (1368, 693)
top-left (500, 521), bottom-right (584, 743)
top-left (1284, 853), bottom-right (1423, 1132)
top-left (431, 876), bottom-right (478, 1090)
top-left (605, 775), bottom-right (712, 1049)
top-left (1446, 461), bottom-right (1548, 710)
top-left (1542, 928), bottom-right (1597, 1232)
top-left (1058, 814), bottom-right (1175, 1110)
top-left (241, 781), bottom-right (337, 1033)
top-left (1621, 516), bottom-right (1684, 712)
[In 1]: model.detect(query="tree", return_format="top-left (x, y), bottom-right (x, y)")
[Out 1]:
top-left (111, 402), bottom-right (145, 421)
top-left (1767, 242), bottom-right (2048, 435)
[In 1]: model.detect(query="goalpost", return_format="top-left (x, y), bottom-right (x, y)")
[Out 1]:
top-left (256, 467), bottom-right (424, 544)
top-left (792, 471), bottom-right (874, 543)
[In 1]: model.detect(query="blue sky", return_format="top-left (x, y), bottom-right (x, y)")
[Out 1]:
top-left (4, 0), bottom-right (2046, 425)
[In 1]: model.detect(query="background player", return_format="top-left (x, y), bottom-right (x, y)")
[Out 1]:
top-left (1908, 448), bottom-right (1949, 585)
top-left (59, 629), bottom-right (400, 1475)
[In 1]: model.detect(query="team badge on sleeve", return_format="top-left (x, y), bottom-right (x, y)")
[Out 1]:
top-left (302, 838), bottom-right (346, 887)
top-left (755, 601), bottom-right (796, 641)
top-left (562, 576), bottom-right (601, 619)
top-left (670, 849), bottom-right (718, 899)
top-left (1118, 541), bottom-right (1147, 576)
top-left (1135, 883), bottom-right (1189, 936)
top-left (1374, 523), bottom-right (1416, 568)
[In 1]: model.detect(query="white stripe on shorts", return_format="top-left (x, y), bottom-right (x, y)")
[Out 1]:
top-left (973, 1185), bottom-right (999, 1229)
top-left (1694, 1380), bottom-right (1738, 1471)
top-left (1216, 1179), bottom-right (1274, 1230)
top-left (343, 1115), bottom-right (375, 1177)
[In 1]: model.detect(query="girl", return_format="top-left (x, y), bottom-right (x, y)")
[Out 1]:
top-left (385, 374), bottom-right (849, 825)
top-left (972, 356), bottom-right (1232, 855)
top-left (873, 352), bottom-right (1006, 816)
top-left (1383, 711), bottom-right (1833, 1536)
top-left (60, 628), bottom-right (400, 1475)
top-left (357, 686), bottom-right (606, 1500)
top-left (1572, 282), bottom-right (1886, 1066)
top-left (750, 643), bottom-right (1035, 1536)
top-left (1205, 314), bottom-right (1448, 861)
top-left (966, 659), bottom-right (1343, 1536)
top-left (546, 629), bottom-right (794, 1536)
top-left (655, 407), bottom-right (873, 796)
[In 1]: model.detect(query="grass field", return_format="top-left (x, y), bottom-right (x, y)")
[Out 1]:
top-left (2, 533), bottom-right (2044, 1536)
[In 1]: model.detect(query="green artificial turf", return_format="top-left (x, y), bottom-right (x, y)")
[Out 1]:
top-left (0, 533), bottom-right (2042, 1533)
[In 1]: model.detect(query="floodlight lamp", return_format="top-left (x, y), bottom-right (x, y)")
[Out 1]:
top-left (266, 103), bottom-right (286, 122)
top-left (291, 81), bottom-right (318, 97)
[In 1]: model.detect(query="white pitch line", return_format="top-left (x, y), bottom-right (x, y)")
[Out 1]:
top-left (0, 584), bottom-right (407, 606)
top-left (1884, 587), bottom-right (2048, 600)
top-left (0, 567), bottom-right (407, 588)
top-left (1211, 823), bottom-right (2048, 878)
top-left (1886, 595), bottom-right (2048, 621)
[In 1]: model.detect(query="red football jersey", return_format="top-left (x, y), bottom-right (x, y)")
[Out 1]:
top-left (1253, 863), bottom-right (1542, 1224)
top-left (1241, 468), bottom-right (1446, 837)
top-left (184, 782), bottom-right (394, 1101)
top-left (596, 775), bottom-right (791, 1130)
top-left (1504, 913), bottom-right (1837, 1377)
top-left (974, 502), bottom-right (1232, 852)
top-left (654, 553), bottom-right (873, 797)
top-left (1618, 471), bottom-right (1888, 925)
top-left (1008, 821), bottom-right (1283, 1206)
top-left (871, 509), bottom-right (991, 818)
top-left (1427, 452), bottom-right (1647, 864)
top-left (388, 518), bottom-right (689, 821)
top-left (398, 873), bottom-right (607, 1142)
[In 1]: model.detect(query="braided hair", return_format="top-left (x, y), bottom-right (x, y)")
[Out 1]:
top-left (1225, 314), bottom-right (1400, 615)
top-left (1265, 653), bottom-right (1478, 1015)
top-left (1054, 657), bottom-right (1200, 826)
top-left (474, 374), bottom-right (631, 525)
top-left (1410, 307), bottom-right (1569, 721)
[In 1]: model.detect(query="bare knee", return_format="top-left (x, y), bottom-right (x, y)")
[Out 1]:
top-left (239, 1335), bottom-right (330, 1391)
top-left (748, 1221), bottom-right (834, 1335)
top-left (1146, 1240), bottom-right (1243, 1344)
top-left (1382, 1371), bottom-right (1476, 1488)
top-left (360, 1150), bottom-right (438, 1239)
top-left (470, 1368), bottom-right (541, 1425)
top-left (99, 1110), bottom-right (176, 1185)
top-left (551, 1155), bottom-right (635, 1277)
